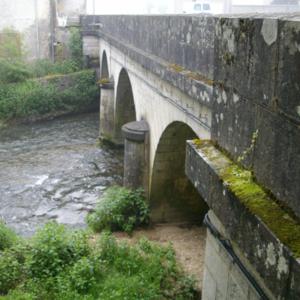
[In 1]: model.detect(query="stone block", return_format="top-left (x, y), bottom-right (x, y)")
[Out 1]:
top-left (214, 17), bottom-right (278, 107)
top-left (202, 267), bottom-right (217, 300)
top-left (277, 19), bottom-right (300, 123)
top-left (211, 86), bottom-right (257, 168)
top-left (253, 106), bottom-right (300, 218)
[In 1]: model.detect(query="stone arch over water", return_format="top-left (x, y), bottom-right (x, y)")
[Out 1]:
top-left (150, 121), bottom-right (208, 223)
top-left (114, 68), bottom-right (136, 144)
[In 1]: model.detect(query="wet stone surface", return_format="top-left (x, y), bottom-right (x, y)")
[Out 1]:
top-left (0, 113), bottom-right (123, 236)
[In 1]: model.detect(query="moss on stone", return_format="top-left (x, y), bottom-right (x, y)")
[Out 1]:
top-left (98, 77), bottom-right (110, 84)
top-left (168, 64), bottom-right (214, 86)
top-left (195, 141), bottom-right (300, 258)
top-left (169, 63), bottom-right (185, 73)
top-left (187, 72), bottom-right (214, 86)
top-left (192, 139), bottom-right (208, 147)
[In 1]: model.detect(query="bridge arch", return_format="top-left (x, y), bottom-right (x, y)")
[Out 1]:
top-left (150, 121), bottom-right (208, 223)
top-left (114, 68), bottom-right (136, 144)
top-left (100, 50), bottom-right (109, 79)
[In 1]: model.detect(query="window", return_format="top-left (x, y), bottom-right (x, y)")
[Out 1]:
top-left (203, 3), bottom-right (210, 11)
top-left (194, 4), bottom-right (202, 11)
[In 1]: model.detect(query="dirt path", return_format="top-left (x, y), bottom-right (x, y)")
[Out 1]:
top-left (114, 224), bottom-right (207, 291)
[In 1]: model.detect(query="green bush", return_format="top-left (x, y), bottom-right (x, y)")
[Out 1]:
top-left (0, 59), bottom-right (30, 84)
top-left (94, 233), bottom-right (198, 300)
top-left (0, 28), bottom-right (23, 61)
top-left (87, 186), bottom-right (150, 233)
top-left (0, 222), bottom-right (18, 251)
top-left (0, 226), bottom-right (198, 300)
top-left (28, 59), bottom-right (80, 78)
top-left (67, 257), bottom-right (102, 294)
top-left (0, 70), bottom-right (99, 121)
top-left (27, 222), bottom-right (90, 278)
top-left (69, 28), bottom-right (83, 68)
top-left (0, 250), bottom-right (24, 294)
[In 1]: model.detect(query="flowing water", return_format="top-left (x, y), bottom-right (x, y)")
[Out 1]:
top-left (0, 113), bottom-right (123, 236)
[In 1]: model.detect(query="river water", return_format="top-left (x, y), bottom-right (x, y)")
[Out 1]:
top-left (0, 113), bottom-right (123, 236)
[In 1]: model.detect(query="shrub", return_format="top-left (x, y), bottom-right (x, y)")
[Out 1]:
top-left (0, 222), bottom-right (18, 251)
top-left (67, 257), bottom-right (102, 294)
top-left (26, 222), bottom-right (90, 278)
top-left (69, 28), bottom-right (83, 68)
top-left (0, 59), bottom-right (30, 84)
top-left (28, 59), bottom-right (80, 78)
top-left (94, 233), bottom-right (198, 300)
top-left (0, 28), bottom-right (23, 61)
top-left (87, 186), bottom-right (149, 233)
top-left (0, 70), bottom-right (99, 121)
top-left (0, 250), bottom-right (24, 294)
top-left (0, 228), bottom-right (198, 300)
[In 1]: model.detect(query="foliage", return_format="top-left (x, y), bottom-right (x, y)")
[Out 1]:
top-left (0, 26), bottom-right (84, 85)
top-left (87, 186), bottom-right (150, 233)
top-left (69, 27), bottom-right (83, 68)
top-left (0, 59), bottom-right (30, 84)
top-left (0, 70), bottom-right (99, 121)
top-left (0, 28), bottom-right (29, 85)
top-left (0, 28), bottom-right (23, 61)
top-left (0, 222), bottom-right (198, 300)
top-left (26, 222), bottom-right (90, 278)
top-left (0, 250), bottom-right (24, 294)
top-left (0, 221), bottom-right (18, 251)
top-left (28, 59), bottom-right (80, 78)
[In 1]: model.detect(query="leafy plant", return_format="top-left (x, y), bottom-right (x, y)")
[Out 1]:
top-left (0, 225), bottom-right (198, 300)
top-left (0, 250), bottom-right (24, 294)
top-left (0, 221), bottom-right (18, 251)
top-left (0, 59), bottom-right (30, 84)
top-left (28, 59), bottom-right (80, 78)
top-left (0, 28), bottom-right (23, 61)
top-left (69, 28), bottom-right (83, 68)
top-left (26, 222), bottom-right (90, 278)
top-left (87, 186), bottom-right (150, 234)
top-left (0, 70), bottom-right (99, 121)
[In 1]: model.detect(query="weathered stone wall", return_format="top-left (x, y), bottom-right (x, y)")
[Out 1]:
top-left (202, 212), bottom-right (263, 300)
top-left (82, 15), bottom-right (215, 79)
top-left (212, 16), bottom-right (300, 219)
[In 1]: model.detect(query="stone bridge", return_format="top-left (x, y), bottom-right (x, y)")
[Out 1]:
top-left (81, 14), bottom-right (300, 300)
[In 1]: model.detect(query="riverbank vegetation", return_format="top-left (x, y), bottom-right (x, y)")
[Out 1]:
top-left (0, 27), bottom-right (98, 127)
top-left (0, 221), bottom-right (198, 299)
top-left (87, 186), bottom-right (150, 234)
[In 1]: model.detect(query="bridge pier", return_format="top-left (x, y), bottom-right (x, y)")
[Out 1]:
top-left (99, 80), bottom-right (116, 144)
top-left (122, 120), bottom-right (149, 195)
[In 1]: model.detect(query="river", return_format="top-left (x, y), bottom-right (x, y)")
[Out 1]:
top-left (0, 113), bottom-right (123, 236)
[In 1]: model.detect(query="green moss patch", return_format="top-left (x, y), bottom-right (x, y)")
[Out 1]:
top-left (168, 64), bottom-right (214, 86)
top-left (193, 140), bottom-right (300, 258)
